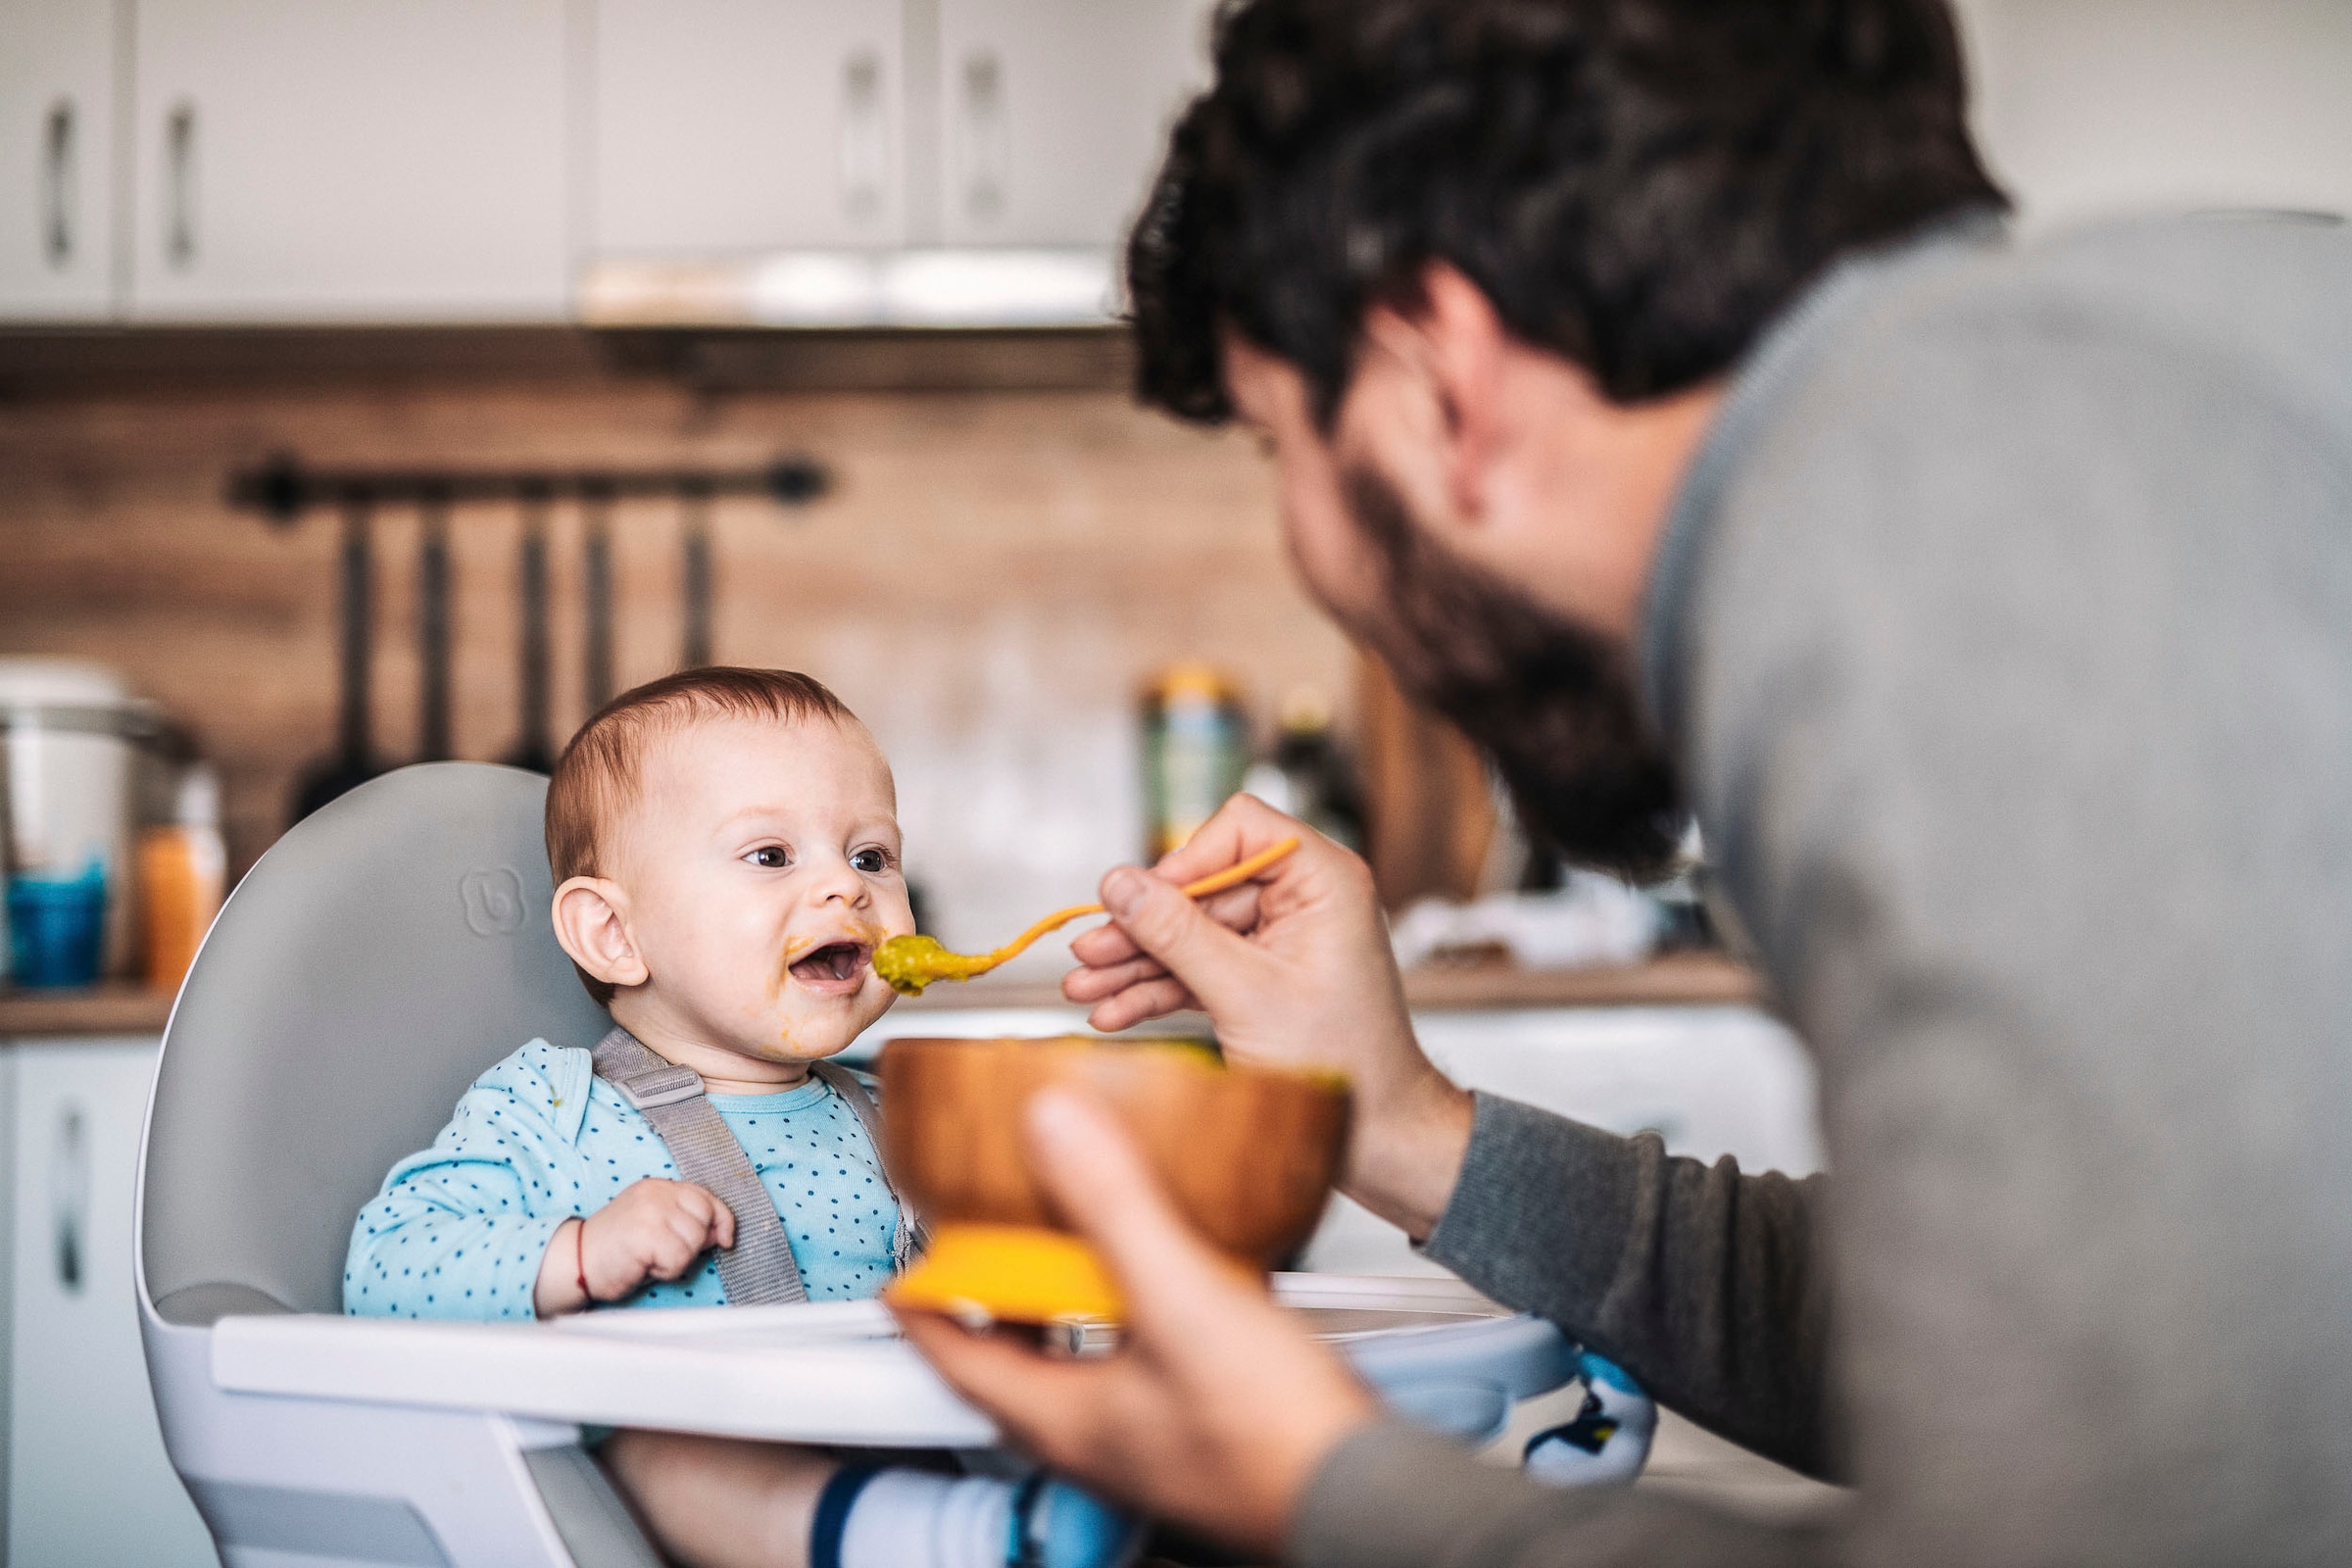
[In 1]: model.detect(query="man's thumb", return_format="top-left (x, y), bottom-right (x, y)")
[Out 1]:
top-left (1026, 1087), bottom-right (1235, 1320)
top-left (1100, 865), bottom-right (1236, 983)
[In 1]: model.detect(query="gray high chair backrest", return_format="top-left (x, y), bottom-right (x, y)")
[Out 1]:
top-left (143, 762), bottom-right (610, 1324)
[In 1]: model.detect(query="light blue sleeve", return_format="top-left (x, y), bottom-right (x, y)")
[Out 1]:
top-left (344, 1039), bottom-right (594, 1321)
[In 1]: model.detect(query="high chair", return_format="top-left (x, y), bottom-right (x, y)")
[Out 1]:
top-left (135, 762), bottom-right (1577, 1567)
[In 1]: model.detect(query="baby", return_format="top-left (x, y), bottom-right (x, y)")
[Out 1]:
top-left (346, 668), bottom-right (1137, 1568)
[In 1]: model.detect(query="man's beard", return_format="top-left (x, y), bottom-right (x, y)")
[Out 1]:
top-left (1340, 465), bottom-right (1687, 880)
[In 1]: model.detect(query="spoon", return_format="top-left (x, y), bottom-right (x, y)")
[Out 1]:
top-left (874, 837), bottom-right (1302, 996)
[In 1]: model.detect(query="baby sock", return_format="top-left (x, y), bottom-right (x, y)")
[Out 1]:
top-left (814, 1465), bottom-right (1145, 1568)
top-left (1522, 1348), bottom-right (1658, 1488)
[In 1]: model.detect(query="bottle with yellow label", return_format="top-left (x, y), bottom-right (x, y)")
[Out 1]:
top-left (1140, 662), bottom-right (1249, 861)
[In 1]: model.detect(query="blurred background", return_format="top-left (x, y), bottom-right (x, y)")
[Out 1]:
top-left (0, 0), bottom-right (2348, 1558)
top-left (4, 0), bottom-right (2351, 989)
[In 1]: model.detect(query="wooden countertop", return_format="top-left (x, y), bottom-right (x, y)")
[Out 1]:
top-left (0, 983), bottom-right (177, 1039)
top-left (0, 953), bottom-right (1765, 1040)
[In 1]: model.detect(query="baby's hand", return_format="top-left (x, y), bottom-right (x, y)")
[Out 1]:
top-left (534, 1179), bottom-right (736, 1315)
top-left (585, 1178), bottom-right (738, 1298)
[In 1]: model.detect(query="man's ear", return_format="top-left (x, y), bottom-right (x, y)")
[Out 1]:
top-left (1414, 263), bottom-right (1512, 526)
top-left (1358, 262), bottom-right (1512, 529)
top-left (551, 876), bottom-right (650, 992)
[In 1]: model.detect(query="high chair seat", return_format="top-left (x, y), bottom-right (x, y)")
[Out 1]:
top-left (134, 762), bottom-right (1575, 1568)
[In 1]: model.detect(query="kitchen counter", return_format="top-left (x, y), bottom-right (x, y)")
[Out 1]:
top-left (0, 982), bottom-right (176, 1038)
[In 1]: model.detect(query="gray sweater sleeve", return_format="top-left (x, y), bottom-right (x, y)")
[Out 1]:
top-left (1421, 1095), bottom-right (1832, 1477)
top-left (1286, 1096), bottom-right (1836, 1568)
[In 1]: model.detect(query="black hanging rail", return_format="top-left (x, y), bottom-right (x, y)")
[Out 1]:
top-left (226, 450), bottom-right (831, 525)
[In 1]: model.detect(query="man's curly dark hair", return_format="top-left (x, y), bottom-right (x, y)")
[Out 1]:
top-left (1129, 0), bottom-right (2005, 425)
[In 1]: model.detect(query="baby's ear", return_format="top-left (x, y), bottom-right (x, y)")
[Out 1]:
top-left (551, 876), bottom-right (650, 990)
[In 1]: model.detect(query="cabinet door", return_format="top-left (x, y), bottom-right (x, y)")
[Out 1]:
top-left (936, 0), bottom-right (1215, 249)
top-left (593, 0), bottom-right (907, 254)
top-left (9, 1040), bottom-right (216, 1565)
top-left (0, 0), bottom-right (118, 318)
top-left (127, 0), bottom-right (570, 321)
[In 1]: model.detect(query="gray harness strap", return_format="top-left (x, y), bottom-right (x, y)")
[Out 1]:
top-left (592, 1027), bottom-right (807, 1304)
top-left (588, 1027), bottom-right (923, 1305)
top-left (807, 1058), bottom-right (928, 1273)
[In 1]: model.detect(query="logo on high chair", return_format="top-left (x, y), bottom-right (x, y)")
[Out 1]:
top-left (461, 867), bottom-right (529, 936)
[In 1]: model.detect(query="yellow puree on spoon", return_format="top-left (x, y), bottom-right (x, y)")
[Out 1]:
top-left (873, 838), bottom-right (1301, 996)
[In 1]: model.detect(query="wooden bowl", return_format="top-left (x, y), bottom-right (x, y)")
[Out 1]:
top-left (878, 1036), bottom-right (1350, 1323)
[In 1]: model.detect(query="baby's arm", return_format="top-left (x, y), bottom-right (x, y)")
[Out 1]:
top-left (347, 1047), bottom-right (589, 1320)
top-left (531, 1178), bottom-right (737, 1316)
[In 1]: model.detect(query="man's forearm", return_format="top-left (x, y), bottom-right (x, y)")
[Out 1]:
top-left (1338, 1065), bottom-right (1477, 1241)
top-left (1422, 1095), bottom-right (1835, 1479)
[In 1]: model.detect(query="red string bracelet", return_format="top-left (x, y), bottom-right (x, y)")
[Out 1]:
top-left (573, 1219), bottom-right (591, 1307)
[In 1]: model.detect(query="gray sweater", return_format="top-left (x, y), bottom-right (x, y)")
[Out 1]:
top-left (1292, 213), bottom-right (2352, 1568)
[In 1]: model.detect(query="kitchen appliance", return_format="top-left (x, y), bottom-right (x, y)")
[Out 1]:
top-left (0, 659), bottom-right (162, 984)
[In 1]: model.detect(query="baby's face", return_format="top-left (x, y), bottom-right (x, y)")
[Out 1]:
top-left (611, 714), bottom-right (912, 1064)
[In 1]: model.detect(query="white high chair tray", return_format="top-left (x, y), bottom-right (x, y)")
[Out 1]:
top-left (209, 1274), bottom-right (1574, 1448)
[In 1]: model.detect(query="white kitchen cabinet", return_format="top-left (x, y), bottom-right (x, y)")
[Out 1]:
top-left (0, 0), bottom-right (120, 318)
top-left (935, 0), bottom-right (1215, 248)
top-left (1301, 1006), bottom-right (1825, 1276)
top-left (7, 1038), bottom-right (216, 1567)
top-left (126, 0), bottom-right (571, 321)
top-left (592, 0), bottom-right (909, 254)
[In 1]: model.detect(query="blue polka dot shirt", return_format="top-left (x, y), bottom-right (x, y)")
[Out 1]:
top-left (344, 1038), bottom-right (900, 1320)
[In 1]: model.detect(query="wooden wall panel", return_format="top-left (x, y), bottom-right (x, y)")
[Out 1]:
top-left (0, 371), bottom-right (1372, 954)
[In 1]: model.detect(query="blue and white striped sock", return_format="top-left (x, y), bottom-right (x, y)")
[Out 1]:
top-left (813, 1465), bottom-right (1144, 1568)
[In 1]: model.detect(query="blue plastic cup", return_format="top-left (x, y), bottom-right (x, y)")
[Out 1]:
top-left (6, 864), bottom-right (109, 989)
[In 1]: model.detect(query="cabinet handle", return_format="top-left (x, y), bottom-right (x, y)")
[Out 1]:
top-left (960, 50), bottom-right (1006, 223)
top-left (166, 99), bottom-right (198, 270)
top-left (42, 99), bottom-right (74, 268)
top-left (839, 50), bottom-right (886, 223)
top-left (51, 1104), bottom-right (88, 1295)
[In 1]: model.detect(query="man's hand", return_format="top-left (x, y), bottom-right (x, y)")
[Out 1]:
top-left (1064, 792), bottom-right (1475, 1237)
top-left (533, 1178), bottom-right (737, 1316)
top-left (895, 1089), bottom-right (1381, 1554)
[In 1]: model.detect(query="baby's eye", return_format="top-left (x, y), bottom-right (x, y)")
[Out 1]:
top-left (850, 848), bottom-right (890, 874)
top-left (746, 846), bottom-right (792, 869)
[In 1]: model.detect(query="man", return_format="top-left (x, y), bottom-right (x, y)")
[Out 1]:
top-left (897, 0), bottom-right (2352, 1563)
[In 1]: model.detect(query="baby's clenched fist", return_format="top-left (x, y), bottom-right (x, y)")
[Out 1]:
top-left (533, 1178), bottom-right (736, 1316)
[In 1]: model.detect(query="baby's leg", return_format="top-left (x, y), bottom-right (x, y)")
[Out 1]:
top-left (603, 1429), bottom-right (1145, 1568)
top-left (603, 1429), bottom-right (835, 1568)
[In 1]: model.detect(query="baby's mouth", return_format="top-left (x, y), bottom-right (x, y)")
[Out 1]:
top-left (788, 941), bottom-right (872, 990)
